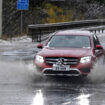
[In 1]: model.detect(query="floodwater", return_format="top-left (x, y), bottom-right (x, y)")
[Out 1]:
top-left (0, 35), bottom-right (105, 105)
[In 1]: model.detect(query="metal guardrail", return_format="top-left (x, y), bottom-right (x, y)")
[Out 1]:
top-left (28, 19), bottom-right (105, 42)
top-left (81, 26), bottom-right (105, 34)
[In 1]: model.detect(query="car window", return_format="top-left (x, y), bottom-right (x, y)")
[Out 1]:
top-left (47, 35), bottom-right (91, 48)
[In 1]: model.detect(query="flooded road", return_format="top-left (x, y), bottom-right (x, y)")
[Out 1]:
top-left (0, 35), bottom-right (105, 105)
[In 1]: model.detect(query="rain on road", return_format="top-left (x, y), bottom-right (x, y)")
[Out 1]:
top-left (0, 34), bottom-right (105, 105)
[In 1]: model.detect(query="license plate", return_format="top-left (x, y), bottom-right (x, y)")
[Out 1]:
top-left (53, 64), bottom-right (70, 71)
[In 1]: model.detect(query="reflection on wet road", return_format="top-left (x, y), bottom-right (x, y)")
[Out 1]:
top-left (0, 35), bottom-right (105, 105)
top-left (1, 75), bottom-right (105, 105)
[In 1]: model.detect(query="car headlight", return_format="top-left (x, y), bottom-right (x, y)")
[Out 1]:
top-left (80, 56), bottom-right (91, 63)
top-left (35, 55), bottom-right (44, 63)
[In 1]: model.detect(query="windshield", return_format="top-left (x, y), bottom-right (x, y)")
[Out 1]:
top-left (47, 35), bottom-right (91, 48)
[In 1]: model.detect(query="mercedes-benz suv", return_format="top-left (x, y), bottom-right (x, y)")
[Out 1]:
top-left (34, 30), bottom-right (104, 76)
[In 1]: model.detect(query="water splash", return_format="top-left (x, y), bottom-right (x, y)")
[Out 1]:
top-left (76, 93), bottom-right (91, 105)
top-left (31, 90), bottom-right (44, 105)
top-left (88, 59), bottom-right (105, 83)
top-left (0, 60), bottom-right (41, 84)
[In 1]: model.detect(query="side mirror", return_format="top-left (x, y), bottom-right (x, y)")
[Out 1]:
top-left (96, 45), bottom-right (103, 49)
top-left (37, 44), bottom-right (43, 49)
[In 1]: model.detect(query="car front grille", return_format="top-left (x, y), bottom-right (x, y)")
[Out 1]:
top-left (45, 57), bottom-right (79, 65)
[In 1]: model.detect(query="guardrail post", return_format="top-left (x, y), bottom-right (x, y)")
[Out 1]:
top-left (102, 29), bottom-right (104, 33)
top-left (90, 30), bottom-right (93, 33)
top-left (37, 30), bottom-right (41, 42)
top-left (98, 29), bottom-right (99, 33)
top-left (31, 29), bottom-right (34, 42)
top-left (95, 30), bottom-right (97, 34)
top-left (39, 30), bottom-right (41, 42)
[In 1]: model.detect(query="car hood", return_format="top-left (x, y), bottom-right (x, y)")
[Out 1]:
top-left (38, 47), bottom-right (93, 58)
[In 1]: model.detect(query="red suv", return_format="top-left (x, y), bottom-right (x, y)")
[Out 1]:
top-left (34, 30), bottom-right (104, 76)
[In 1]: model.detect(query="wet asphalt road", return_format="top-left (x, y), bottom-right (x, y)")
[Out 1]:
top-left (0, 34), bottom-right (105, 105)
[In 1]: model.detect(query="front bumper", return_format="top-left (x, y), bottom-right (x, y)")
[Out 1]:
top-left (42, 68), bottom-right (81, 76)
top-left (34, 61), bottom-right (93, 76)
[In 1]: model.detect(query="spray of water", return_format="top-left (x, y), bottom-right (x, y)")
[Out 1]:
top-left (1, 57), bottom-right (105, 85)
top-left (0, 60), bottom-right (41, 84)
top-left (88, 59), bottom-right (105, 83)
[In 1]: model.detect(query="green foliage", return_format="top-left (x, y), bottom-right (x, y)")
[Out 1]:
top-left (42, 3), bottom-right (73, 23)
